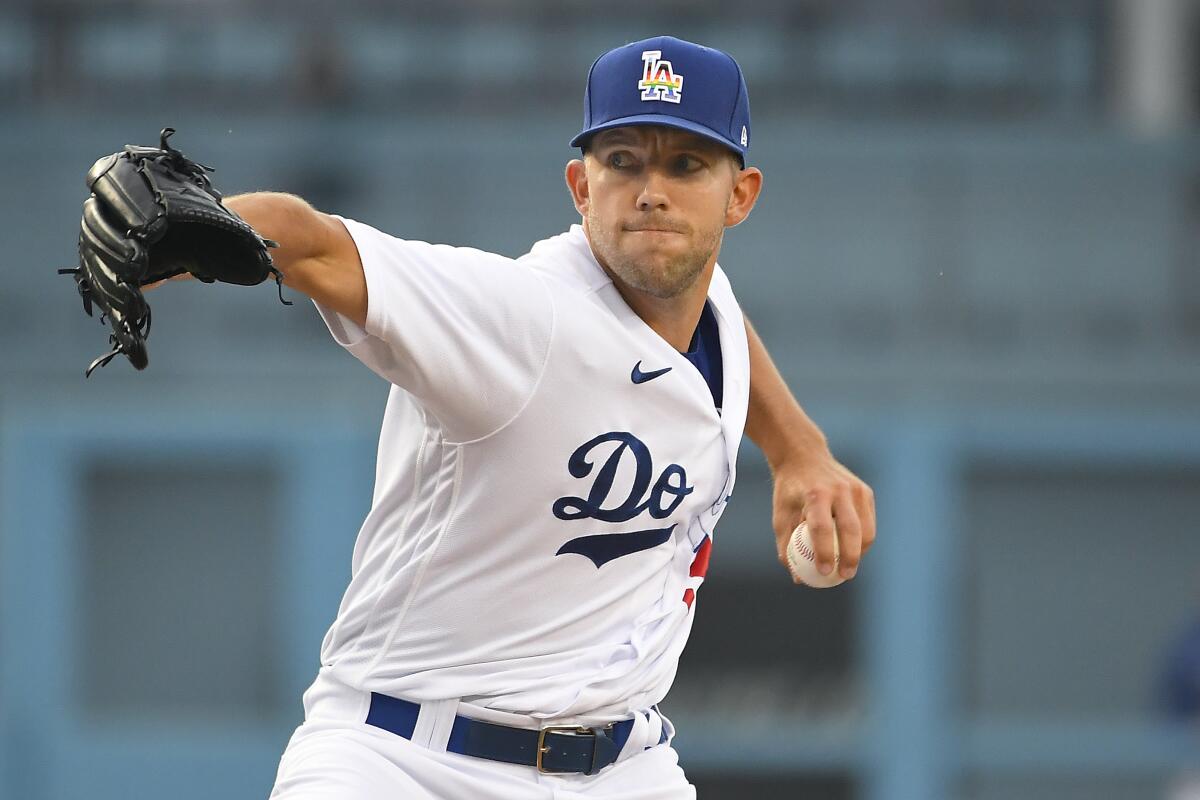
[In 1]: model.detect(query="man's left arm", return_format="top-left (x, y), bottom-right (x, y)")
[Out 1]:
top-left (743, 317), bottom-right (875, 583)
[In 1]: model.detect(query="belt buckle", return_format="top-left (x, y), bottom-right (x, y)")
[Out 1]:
top-left (536, 725), bottom-right (595, 774)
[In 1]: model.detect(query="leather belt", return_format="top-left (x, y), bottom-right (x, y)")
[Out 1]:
top-left (364, 692), bottom-right (667, 775)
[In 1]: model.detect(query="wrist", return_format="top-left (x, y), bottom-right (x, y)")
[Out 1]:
top-left (760, 424), bottom-right (830, 475)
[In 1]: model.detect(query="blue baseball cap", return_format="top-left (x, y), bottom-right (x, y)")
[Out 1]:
top-left (571, 36), bottom-right (751, 166)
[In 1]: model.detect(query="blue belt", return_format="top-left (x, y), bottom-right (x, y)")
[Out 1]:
top-left (365, 692), bottom-right (668, 775)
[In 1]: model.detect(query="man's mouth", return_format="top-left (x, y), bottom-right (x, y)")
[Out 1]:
top-left (624, 225), bottom-right (685, 234)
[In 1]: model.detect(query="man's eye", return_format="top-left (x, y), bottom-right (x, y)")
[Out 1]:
top-left (609, 152), bottom-right (632, 169)
top-left (673, 155), bottom-right (702, 173)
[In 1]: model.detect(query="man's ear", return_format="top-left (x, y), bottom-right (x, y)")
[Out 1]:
top-left (725, 166), bottom-right (763, 228)
top-left (565, 159), bottom-right (589, 217)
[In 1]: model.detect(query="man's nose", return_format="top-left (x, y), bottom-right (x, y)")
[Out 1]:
top-left (635, 171), bottom-right (670, 211)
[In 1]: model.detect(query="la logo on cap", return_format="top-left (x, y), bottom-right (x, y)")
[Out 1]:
top-left (638, 50), bottom-right (683, 103)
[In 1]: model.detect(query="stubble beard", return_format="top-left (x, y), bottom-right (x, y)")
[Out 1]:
top-left (588, 211), bottom-right (723, 300)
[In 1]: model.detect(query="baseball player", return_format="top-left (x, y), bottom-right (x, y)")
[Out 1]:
top-left (78, 35), bottom-right (874, 799)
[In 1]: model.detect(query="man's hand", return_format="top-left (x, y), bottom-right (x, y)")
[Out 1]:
top-left (769, 449), bottom-right (875, 583)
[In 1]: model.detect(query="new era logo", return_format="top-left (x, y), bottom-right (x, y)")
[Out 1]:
top-left (638, 50), bottom-right (683, 103)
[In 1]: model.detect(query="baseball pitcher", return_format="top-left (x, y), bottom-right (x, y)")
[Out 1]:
top-left (63, 36), bottom-right (875, 799)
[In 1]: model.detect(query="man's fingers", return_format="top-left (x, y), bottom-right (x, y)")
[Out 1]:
top-left (804, 489), bottom-right (838, 575)
top-left (856, 482), bottom-right (876, 557)
top-left (833, 491), bottom-right (862, 580)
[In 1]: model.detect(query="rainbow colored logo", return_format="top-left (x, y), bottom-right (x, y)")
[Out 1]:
top-left (638, 50), bottom-right (683, 103)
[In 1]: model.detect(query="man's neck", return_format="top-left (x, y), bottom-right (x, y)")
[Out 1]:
top-left (582, 228), bottom-right (716, 352)
top-left (608, 268), bottom-right (714, 352)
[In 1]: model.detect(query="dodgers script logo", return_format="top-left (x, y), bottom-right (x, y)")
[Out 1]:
top-left (638, 50), bottom-right (683, 103)
top-left (553, 431), bottom-right (693, 567)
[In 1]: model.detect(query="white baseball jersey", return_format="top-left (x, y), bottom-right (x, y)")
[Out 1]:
top-left (312, 218), bottom-right (749, 725)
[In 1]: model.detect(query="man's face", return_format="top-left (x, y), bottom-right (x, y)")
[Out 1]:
top-left (567, 126), bottom-right (750, 300)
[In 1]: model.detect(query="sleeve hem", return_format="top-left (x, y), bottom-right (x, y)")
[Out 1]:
top-left (312, 298), bottom-right (370, 348)
top-left (330, 215), bottom-right (392, 343)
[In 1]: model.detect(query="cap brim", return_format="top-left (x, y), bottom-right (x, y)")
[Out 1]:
top-left (570, 114), bottom-right (745, 165)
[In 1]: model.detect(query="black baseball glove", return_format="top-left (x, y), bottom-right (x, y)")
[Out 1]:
top-left (60, 127), bottom-right (287, 376)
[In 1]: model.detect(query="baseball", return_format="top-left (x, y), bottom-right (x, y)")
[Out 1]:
top-left (786, 521), bottom-right (844, 588)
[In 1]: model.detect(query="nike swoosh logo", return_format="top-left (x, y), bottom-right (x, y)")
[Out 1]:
top-left (631, 361), bottom-right (672, 384)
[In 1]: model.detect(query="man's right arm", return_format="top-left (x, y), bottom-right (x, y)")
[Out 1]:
top-left (225, 192), bottom-right (367, 328)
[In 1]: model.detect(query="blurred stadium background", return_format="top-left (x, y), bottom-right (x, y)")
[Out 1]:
top-left (2, 1), bottom-right (1199, 798)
